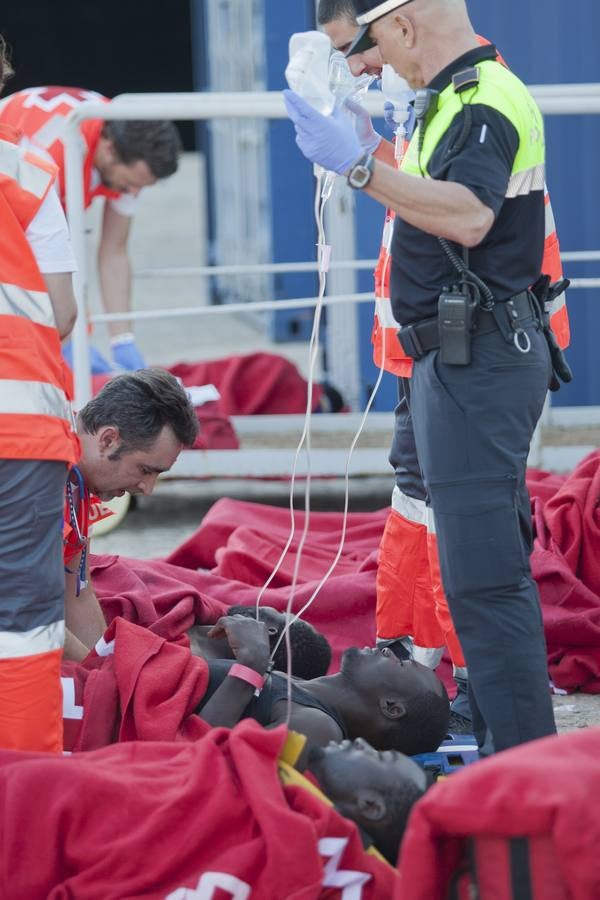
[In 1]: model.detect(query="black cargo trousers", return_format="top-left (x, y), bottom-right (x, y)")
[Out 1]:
top-left (408, 313), bottom-right (557, 753)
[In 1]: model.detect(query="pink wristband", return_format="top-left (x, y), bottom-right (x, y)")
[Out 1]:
top-left (228, 663), bottom-right (265, 694)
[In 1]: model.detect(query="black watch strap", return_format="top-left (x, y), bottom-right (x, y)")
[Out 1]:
top-left (347, 153), bottom-right (375, 190)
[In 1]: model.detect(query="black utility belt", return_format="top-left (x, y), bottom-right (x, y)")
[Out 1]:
top-left (398, 290), bottom-right (537, 363)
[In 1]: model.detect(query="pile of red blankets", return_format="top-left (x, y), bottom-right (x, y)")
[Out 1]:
top-left (91, 451), bottom-right (600, 695)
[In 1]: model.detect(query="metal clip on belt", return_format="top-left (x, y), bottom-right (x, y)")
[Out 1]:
top-left (398, 290), bottom-right (537, 361)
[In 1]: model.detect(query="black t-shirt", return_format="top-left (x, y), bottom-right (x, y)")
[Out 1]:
top-left (390, 45), bottom-right (545, 324)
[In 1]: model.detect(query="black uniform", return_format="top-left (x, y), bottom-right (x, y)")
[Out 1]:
top-left (390, 45), bottom-right (557, 753)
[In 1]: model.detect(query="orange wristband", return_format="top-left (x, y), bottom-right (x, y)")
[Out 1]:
top-left (228, 663), bottom-right (265, 695)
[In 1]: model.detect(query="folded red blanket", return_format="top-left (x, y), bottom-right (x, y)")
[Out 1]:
top-left (1, 720), bottom-right (395, 899)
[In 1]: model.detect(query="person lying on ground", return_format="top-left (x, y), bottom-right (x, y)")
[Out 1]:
top-left (1, 720), bottom-right (417, 897)
top-left (188, 604), bottom-right (332, 679)
top-left (198, 614), bottom-right (450, 762)
top-left (63, 369), bottom-right (199, 661)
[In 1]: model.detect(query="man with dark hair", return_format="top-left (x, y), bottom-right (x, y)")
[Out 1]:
top-left (63, 369), bottom-right (199, 660)
top-left (0, 87), bottom-right (182, 371)
top-left (197, 614), bottom-right (450, 761)
top-left (188, 604), bottom-right (333, 680)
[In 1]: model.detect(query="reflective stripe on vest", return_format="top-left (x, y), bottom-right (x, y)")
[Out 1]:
top-left (0, 139), bottom-right (53, 199)
top-left (0, 620), bottom-right (64, 659)
top-left (0, 282), bottom-right (56, 328)
top-left (0, 379), bottom-right (72, 420)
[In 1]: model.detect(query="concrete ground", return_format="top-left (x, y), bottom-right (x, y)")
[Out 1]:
top-left (88, 152), bottom-right (600, 736)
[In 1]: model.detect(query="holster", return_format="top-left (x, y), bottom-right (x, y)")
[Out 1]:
top-left (530, 275), bottom-right (573, 391)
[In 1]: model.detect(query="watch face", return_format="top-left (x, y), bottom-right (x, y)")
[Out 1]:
top-left (350, 165), bottom-right (370, 189)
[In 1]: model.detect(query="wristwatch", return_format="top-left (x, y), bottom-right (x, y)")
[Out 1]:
top-left (347, 153), bottom-right (375, 190)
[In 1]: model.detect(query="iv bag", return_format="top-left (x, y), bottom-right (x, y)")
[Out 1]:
top-left (381, 64), bottom-right (414, 124)
top-left (286, 31), bottom-right (335, 115)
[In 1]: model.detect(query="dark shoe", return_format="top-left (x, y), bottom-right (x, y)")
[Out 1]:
top-left (376, 638), bottom-right (412, 662)
top-left (447, 710), bottom-right (473, 735)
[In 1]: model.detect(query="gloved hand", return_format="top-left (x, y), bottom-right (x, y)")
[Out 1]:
top-left (283, 89), bottom-right (363, 175)
top-left (62, 341), bottom-right (113, 375)
top-left (111, 335), bottom-right (146, 371)
top-left (344, 98), bottom-right (382, 155)
top-left (383, 100), bottom-right (417, 139)
top-left (383, 100), bottom-right (397, 135)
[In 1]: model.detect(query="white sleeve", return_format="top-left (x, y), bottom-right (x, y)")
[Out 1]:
top-left (25, 186), bottom-right (78, 274)
top-left (107, 191), bottom-right (139, 218)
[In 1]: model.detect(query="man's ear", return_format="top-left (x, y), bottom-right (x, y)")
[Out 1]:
top-left (97, 425), bottom-right (120, 454)
top-left (396, 14), bottom-right (415, 48)
top-left (355, 788), bottom-right (388, 824)
top-left (378, 696), bottom-right (407, 721)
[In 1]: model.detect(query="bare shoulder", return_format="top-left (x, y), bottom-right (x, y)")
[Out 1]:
top-left (271, 701), bottom-right (344, 744)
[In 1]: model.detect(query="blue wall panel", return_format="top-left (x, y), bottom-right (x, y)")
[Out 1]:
top-left (264, 0), bottom-right (320, 342)
top-left (353, 0), bottom-right (600, 407)
top-left (468, 0), bottom-right (600, 406)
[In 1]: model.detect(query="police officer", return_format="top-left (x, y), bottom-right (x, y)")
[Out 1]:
top-left (285, 0), bottom-right (559, 753)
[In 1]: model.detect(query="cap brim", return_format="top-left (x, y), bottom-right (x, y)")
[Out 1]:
top-left (345, 24), bottom-right (376, 58)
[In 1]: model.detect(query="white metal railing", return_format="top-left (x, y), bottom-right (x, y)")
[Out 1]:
top-left (65, 87), bottom-right (600, 410)
top-left (132, 250), bottom-right (600, 280)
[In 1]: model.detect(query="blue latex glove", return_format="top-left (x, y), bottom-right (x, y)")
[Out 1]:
top-left (383, 100), bottom-right (417, 140)
top-left (283, 89), bottom-right (363, 175)
top-left (111, 337), bottom-right (146, 371)
top-left (62, 341), bottom-right (113, 375)
top-left (344, 98), bottom-right (382, 155)
top-left (383, 100), bottom-right (397, 135)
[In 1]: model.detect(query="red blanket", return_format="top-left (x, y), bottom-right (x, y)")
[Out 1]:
top-left (91, 454), bottom-right (600, 693)
top-left (169, 352), bottom-right (323, 415)
top-left (1, 720), bottom-right (395, 899)
top-left (62, 617), bottom-right (211, 751)
top-left (396, 727), bottom-right (600, 899)
top-left (529, 451), bottom-right (600, 692)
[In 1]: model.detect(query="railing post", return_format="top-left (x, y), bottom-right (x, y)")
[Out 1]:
top-left (64, 115), bottom-right (92, 409)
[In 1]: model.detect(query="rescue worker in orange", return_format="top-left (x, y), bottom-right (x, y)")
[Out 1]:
top-left (317, 0), bottom-right (569, 734)
top-left (0, 36), bottom-right (80, 752)
top-left (0, 86), bottom-right (181, 372)
top-left (62, 369), bottom-right (200, 661)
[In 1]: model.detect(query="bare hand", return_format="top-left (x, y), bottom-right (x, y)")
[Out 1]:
top-left (208, 614), bottom-right (270, 673)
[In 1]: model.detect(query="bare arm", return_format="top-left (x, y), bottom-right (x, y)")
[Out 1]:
top-left (198, 616), bottom-right (271, 728)
top-left (43, 272), bottom-right (78, 339)
top-left (64, 627), bottom-right (92, 663)
top-left (364, 159), bottom-right (494, 248)
top-left (98, 204), bottom-right (133, 337)
top-left (64, 546), bottom-right (106, 655)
